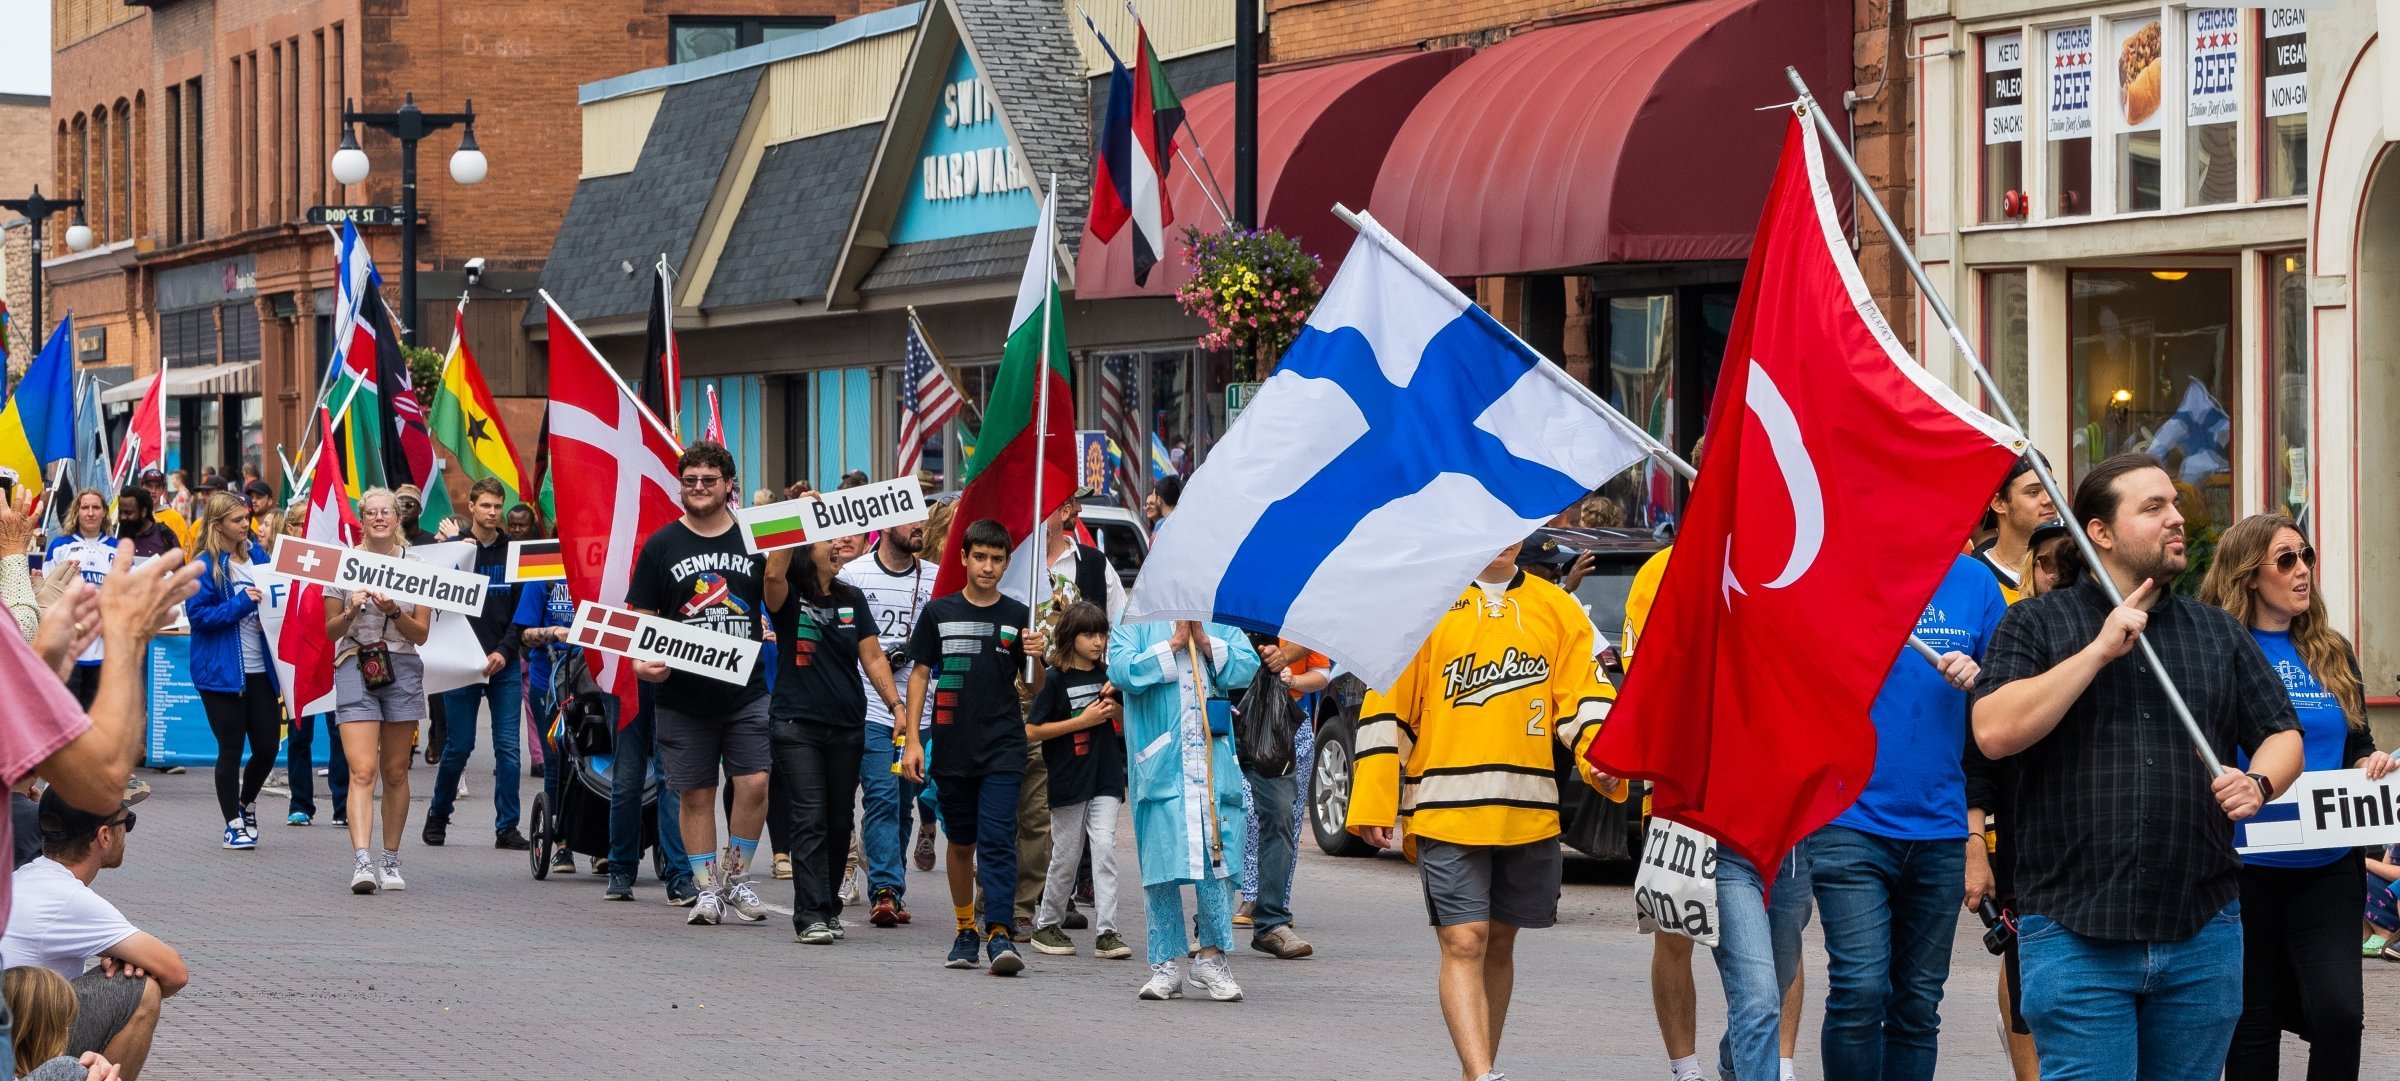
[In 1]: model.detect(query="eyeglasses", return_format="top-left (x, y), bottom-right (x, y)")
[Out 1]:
top-left (361, 507), bottom-right (397, 519)
top-left (2270, 546), bottom-right (2317, 574)
top-left (680, 475), bottom-right (724, 489)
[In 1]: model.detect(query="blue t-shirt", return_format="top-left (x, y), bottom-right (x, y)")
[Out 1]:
top-left (2239, 629), bottom-right (2353, 868)
top-left (512, 582), bottom-right (578, 699)
top-left (1834, 556), bottom-right (2007, 841)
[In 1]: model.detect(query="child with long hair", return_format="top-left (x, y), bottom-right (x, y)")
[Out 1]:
top-left (1024, 601), bottom-right (1129, 959)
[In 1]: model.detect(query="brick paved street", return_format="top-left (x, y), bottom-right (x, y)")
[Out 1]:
top-left (97, 744), bottom-right (2388, 1079)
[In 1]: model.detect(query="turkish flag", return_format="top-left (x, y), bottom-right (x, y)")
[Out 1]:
top-left (544, 295), bottom-right (683, 725)
top-left (1585, 117), bottom-right (2022, 882)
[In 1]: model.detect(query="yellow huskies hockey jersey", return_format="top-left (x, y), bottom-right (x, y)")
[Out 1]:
top-left (1345, 572), bottom-right (1619, 848)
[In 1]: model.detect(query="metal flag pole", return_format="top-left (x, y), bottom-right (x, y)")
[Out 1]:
top-left (1329, 201), bottom-right (1951, 668)
top-left (1782, 68), bottom-right (2220, 772)
top-left (1077, 2), bottom-right (1235, 228)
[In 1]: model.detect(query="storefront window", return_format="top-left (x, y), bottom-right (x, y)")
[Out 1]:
top-left (2111, 15), bottom-right (2165, 212)
top-left (1982, 33), bottom-right (2027, 222)
top-left (2266, 253), bottom-right (2308, 520)
top-left (2068, 268), bottom-right (2236, 532)
top-left (2185, 8), bottom-right (2241, 206)
top-left (239, 398), bottom-right (263, 487)
top-left (1982, 270), bottom-right (2030, 422)
top-left (2261, 8), bottom-right (2309, 198)
top-left (2046, 23), bottom-right (2095, 217)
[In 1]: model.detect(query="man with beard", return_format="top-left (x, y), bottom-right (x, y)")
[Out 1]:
top-left (112, 489), bottom-right (179, 560)
top-left (1972, 452), bottom-right (2304, 1080)
top-left (838, 517), bottom-right (938, 927)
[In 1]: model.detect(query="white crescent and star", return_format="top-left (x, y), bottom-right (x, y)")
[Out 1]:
top-left (1722, 359), bottom-right (1825, 607)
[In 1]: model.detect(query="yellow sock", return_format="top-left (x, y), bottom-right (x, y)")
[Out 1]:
top-left (954, 905), bottom-right (975, 931)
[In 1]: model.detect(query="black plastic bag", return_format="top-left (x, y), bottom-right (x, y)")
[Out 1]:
top-left (1234, 667), bottom-right (1302, 778)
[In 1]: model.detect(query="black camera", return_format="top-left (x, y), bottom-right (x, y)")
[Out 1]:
top-left (1977, 897), bottom-right (2015, 955)
top-left (884, 643), bottom-right (910, 669)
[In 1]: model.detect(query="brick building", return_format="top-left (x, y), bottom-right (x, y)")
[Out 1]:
top-left (1, 92), bottom-right (56, 374)
top-left (44, 0), bottom-right (888, 485)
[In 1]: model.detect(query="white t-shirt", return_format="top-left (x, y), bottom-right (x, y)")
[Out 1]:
top-left (839, 551), bottom-right (936, 729)
top-left (44, 535), bottom-right (116, 666)
top-left (1, 858), bottom-right (137, 980)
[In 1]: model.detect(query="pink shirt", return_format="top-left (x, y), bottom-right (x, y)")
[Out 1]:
top-left (0, 631), bottom-right (93, 933)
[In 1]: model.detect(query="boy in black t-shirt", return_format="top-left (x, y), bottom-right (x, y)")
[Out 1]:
top-left (901, 519), bottom-right (1047, 975)
top-left (1023, 602), bottom-right (1130, 959)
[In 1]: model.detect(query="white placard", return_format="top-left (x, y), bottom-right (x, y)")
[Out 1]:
top-left (255, 541), bottom-right (494, 702)
top-left (568, 600), bottom-right (760, 685)
top-left (2236, 768), bottom-right (2400, 854)
top-left (2047, 24), bottom-right (2095, 141)
top-left (735, 476), bottom-right (928, 554)
top-left (268, 534), bottom-right (490, 616)
top-left (1983, 32), bottom-right (2026, 145)
top-left (2262, 9), bottom-right (2308, 117)
top-left (2187, 7), bottom-right (2242, 125)
top-left (1632, 817), bottom-right (1721, 947)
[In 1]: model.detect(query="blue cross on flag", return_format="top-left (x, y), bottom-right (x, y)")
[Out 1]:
top-left (1123, 212), bottom-right (1650, 687)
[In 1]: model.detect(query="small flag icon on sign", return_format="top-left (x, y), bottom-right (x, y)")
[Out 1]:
top-left (506, 539), bottom-right (566, 583)
top-left (574, 607), bottom-right (642, 654)
top-left (272, 537), bottom-right (346, 586)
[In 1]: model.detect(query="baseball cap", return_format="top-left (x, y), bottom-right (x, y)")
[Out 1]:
top-left (37, 777), bottom-right (150, 844)
top-left (2029, 518), bottom-right (2072, 550)
top-left (1515, 530), bottom-right (1580, 569)
top-left (140, 468), bottom-right (165, 482)
top-left (243, 480), bottom-right (274, 500)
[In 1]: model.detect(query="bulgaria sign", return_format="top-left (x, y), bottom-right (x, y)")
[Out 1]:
top-left (269, 535), bottom-right (489, 616)
top-left (2237, 768), bottom-right (2400, 855)
top-left (569, 600), bottom-right (760, 685)
top-left (735, 477), bottom-right (929, 554)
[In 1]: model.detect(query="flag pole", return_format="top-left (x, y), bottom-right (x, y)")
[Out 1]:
top-left (1329, 200), bottom-right (1949, 668)
top-left (906, 306), bottom-right (983, 432)
top-left (1782, 69), bottom-right (2219, 771)
top-left (1125, 0), bottom-right (1235, 226)
top-left (1025, 177), bottom-right (1060, 681)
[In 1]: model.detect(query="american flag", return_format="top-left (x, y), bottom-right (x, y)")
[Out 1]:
top-left (896, 317), bottom-right (965, 477)
top-left (1098, 355), bottom-right (1143, 495)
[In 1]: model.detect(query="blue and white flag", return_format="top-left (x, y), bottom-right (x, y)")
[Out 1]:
top-left (1124, 213), bottom-right (1650, 687)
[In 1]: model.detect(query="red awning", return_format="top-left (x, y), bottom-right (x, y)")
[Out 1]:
top-left (1075, 48), bottom-right (1469, 300)
top-left (1367, 0), bottom-right (1849, 277)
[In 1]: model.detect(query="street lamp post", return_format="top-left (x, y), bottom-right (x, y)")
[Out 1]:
top-left (330, 93), bottom-right (487, 348)
top-left (1, 185), bottom-right (97, 361)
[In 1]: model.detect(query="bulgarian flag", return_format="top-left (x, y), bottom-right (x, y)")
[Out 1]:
top-left (740, 501), bottom-right (813, 552)
top-left (932, 182), bottom-right (1075, 600)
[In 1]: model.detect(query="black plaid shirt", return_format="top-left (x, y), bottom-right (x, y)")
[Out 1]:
top-left (1975, 576), bottom-right (2297, 942)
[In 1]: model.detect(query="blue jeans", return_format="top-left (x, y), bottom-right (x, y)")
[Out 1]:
top-left (608, 691), bottom-right (689, 887)
top-left (860, 722), bottom-right (906, 897)
top-left (934, 770), bottom-right (1021, 931)
top-left (285, 713), bottom-right (347, 818)
top-left (1810, 825), bottom-right (1964, 1081)
top-left (1713, 841), bottom-right (1814, 1081)
top-left (2018, 901), bottom-right (2244, 1081)
top-left (1241, 767), bottom-right (1297, 932)
top-left (430, 665), bottom-right (523, 834)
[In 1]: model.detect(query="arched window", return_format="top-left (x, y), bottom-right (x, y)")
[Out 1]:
top-left (66, 113), bottom-right (88, 257)
top-left (114, 98), bottom-right (134, 241)
top-left (88, 106), bottom-right (108, 245)
top-left (130, 93), bottom-right (147, 242)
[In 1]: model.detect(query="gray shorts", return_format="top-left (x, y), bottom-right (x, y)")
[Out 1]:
top-left (1417, 836), bottom-right (1563, 929)
top-left (66, 970), bottom-right (147, 1056)
top-left (655, 696), bottom-right (771, 790)
top-left (335, 652), bottom-right (427, 725)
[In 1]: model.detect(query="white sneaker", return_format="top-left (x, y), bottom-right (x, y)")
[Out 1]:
top-left (1187, 955), bottom-right (1243, 1001)
top-left (350, 853), bottom-right (378, 894)
top-left (1137, 960), bottom-right (1183, 1000)
top-left (721, 880), bottom-right (768, 922)
top-left (378, 854), bottom-right (406, 891)
top-left (688, 889), bottom-right (723, 925)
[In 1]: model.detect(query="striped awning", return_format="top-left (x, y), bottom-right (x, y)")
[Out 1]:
top-left (99, 362), bottom-right (261, 404)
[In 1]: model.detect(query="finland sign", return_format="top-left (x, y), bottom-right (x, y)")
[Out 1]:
top-left (2237, 768), bottom-right (2400, 855)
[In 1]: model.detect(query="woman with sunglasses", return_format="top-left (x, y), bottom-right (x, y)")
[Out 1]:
top-left (327, 488), bottom-right (433, 894)
top-left (185, 492), bottom-right (278, 851)
top-left (2199, 516), bottom-right (2396, 1081)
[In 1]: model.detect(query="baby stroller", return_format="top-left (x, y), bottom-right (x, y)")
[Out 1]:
top-left (528, 650), bottom-right (662, 879)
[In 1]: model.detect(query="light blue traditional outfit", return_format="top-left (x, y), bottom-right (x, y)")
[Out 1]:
top-left (1108, 621), bottom-right (1261, 965)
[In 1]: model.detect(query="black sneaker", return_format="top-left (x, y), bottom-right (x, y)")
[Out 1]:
top-left (665, 880), bottom-right (699, 907)
top-left (495, 827), bottom-right (530, 851)
top-left (1063, 905), bottom-right (1089, 931)
top-left (946, 929), bottom-right (982, 969)
top-left (604, 873), bottom-right (634, 901)
top-left (421, 815), bottom-right (448, 847)
top-left (986, 929), bottom-right (1025, 976)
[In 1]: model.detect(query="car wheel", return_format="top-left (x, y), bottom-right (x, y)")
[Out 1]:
top-left (1310, 716), bottom-right (1376, 857)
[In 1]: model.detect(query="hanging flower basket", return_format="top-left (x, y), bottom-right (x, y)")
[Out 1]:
top-left (1174, 226), bottom-right (1323, 381)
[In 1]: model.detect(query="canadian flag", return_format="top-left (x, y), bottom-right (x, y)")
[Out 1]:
top-left (274, 407), bottom-right (360, 720)
top-left (543, 293), bottom-right (682, 725)
top-left (1585, 117), bottom-right (2022, 882)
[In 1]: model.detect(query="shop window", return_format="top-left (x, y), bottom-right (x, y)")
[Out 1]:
top-left (2261, 8), bottom-right (2309, 198)
top-left (2068, 268), bottom-right (2236, 535)
top-left (2185, 7), bottom-right (2241, 206)
top-left (160, 309), bottom-right (218, 369)
top-left (221, 302), bottom-right (260, 363)
top-left (669, 16), bottom-right (834, 64)
top-left (1981, 270), bottom-right (2030, 423)
top-left (2110, 15), bottom-right (2165, 212)
top-left (2266, 253), bottom-right (2308, 520)
top-left (1981, 32), bottom-right (2027, 222)
top-left (239, 398), bottom-right (264, 488)
top-left (2045, 24), bottom-right (2095, 217)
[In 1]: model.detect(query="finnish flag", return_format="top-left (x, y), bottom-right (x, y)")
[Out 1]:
top-left (1124, 213), bottom-right (1651, 688)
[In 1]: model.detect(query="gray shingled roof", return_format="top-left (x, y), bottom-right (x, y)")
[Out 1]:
top-left (702, 125), bottom-right (883, 310)
top-left (859, 228), bottom-right (1038, 293)
top-left (532, 67), bottom-right (765, 326)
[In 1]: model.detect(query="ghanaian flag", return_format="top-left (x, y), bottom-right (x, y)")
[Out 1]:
top-left (426, 303), bottom-right (524, 505)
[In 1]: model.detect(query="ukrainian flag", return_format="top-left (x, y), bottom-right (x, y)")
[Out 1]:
top-left (0, 318), bottom-right (76, 493)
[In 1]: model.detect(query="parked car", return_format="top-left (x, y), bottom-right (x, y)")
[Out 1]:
top-left (1306, 528), bottom-right (1668, 861)
top-left (922, 491), bottom-right (1151, 590)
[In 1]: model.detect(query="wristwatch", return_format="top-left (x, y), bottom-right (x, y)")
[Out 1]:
top-left (2247, 772), bottom-right (2272, 801)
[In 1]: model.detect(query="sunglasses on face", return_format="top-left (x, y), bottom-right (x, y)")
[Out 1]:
top-left (2270, 546), bottom-right (2317, 574)
top-left (680, 475), bottom-right (724, 489)
top-left (105, 811), bottom-right (135, 834)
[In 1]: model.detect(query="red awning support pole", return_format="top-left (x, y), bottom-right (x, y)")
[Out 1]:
top-left (1783, 68), bottom-right (2221, 774)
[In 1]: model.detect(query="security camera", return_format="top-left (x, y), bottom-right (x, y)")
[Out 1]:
top-left (464, 257), bottom-right (487, 286)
